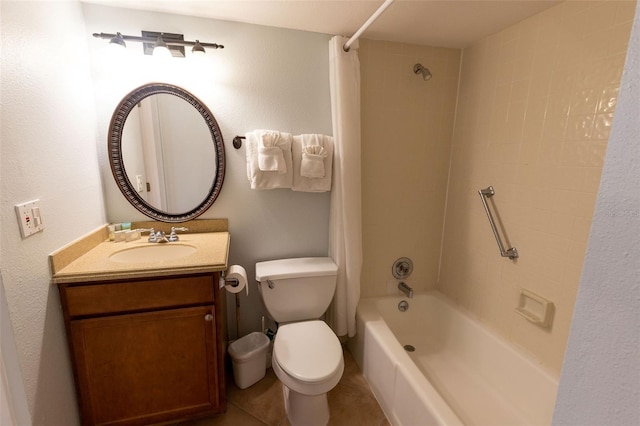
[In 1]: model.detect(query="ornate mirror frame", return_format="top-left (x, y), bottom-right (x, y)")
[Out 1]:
top-left (108, 83), bottom-right (225, 222)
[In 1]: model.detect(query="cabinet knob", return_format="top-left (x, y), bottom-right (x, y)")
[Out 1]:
top-left (204, 314), bottom-right (213, 321)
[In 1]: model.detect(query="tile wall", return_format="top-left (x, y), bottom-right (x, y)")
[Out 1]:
top-left (359, 40), bottom-right (461, 297)
top-left (439, 0), bottom-right (636, 374)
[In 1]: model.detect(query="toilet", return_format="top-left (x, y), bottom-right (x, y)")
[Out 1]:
top-left (256, 257), bottom-right (343, 426)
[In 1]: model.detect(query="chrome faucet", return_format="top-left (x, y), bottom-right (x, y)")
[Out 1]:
top-left (168, 227), bottom-right (189, 242)
top-left (149, 230), bottom-right (169, 243)
top-left (147, 227), bottom-right (189, 243)
top-left (398, 281), bottom-right (413, 298)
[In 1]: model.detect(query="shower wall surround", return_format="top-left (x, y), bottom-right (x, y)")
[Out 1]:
top-left (359, 0), bottom-right (635, 375)
top-left (359, 40), bottom-right (461, 296)
top-left (439, 0), bottom-right (636, 374)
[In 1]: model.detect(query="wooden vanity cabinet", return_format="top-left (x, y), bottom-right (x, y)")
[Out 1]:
top-left (58, 273), bottom-right (226, 426)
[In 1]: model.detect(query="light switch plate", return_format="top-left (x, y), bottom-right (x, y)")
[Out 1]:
top-left (135, 175), bottom-right (144, 193)
top-left (15, 199), bottom-right (45, 238)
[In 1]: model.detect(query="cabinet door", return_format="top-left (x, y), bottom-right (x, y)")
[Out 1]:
top-left (71, 306), bottom-right (219, 426)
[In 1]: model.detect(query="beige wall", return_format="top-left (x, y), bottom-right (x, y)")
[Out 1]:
top-left (439, 0), bottom-right (636, 374)
top-left (1, 2), bottom-right (106, 424)
top-left (360, 40), bottom-right (461, 298)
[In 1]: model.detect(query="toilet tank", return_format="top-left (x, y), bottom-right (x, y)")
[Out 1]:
top-left (256, 257), bottom-right (338, 323)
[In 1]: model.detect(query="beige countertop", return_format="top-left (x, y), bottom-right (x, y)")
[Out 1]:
top-left (50, 221), bottom-right (229, 284)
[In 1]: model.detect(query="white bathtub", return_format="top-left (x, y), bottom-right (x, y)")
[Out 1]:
top-left (349, 291), bottom-right (558, 426)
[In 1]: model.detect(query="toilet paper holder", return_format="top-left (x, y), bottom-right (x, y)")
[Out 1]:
top-left (220, 265), bottom-right (249, 296)
top-left (221, 270), bottom-right (240, 288)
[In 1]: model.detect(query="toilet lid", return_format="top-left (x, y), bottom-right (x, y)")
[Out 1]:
top-left (274, 321), bottom-right (342, 383)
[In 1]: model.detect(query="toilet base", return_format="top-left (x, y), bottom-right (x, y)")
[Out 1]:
top-left (282, 384), bottom-right (329, 426)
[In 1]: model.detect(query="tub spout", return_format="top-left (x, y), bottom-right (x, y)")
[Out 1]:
top-left (398, 281), bottom-right (413, 298)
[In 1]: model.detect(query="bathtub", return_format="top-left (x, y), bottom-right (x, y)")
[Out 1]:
top-left (349, 291), bottom-right (558, 425)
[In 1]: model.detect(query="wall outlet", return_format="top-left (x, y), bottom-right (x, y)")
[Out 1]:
top-left (15, 199), bottom-right (45, 238)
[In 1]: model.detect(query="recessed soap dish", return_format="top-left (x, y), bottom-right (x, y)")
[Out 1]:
top-left (516, 289), bottom-right (554, 328)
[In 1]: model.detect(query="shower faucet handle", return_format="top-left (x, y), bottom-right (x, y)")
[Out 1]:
top-left (392, 257), bottom-right (413, 279)
top-left (397, 262), bottom-right (410, 275)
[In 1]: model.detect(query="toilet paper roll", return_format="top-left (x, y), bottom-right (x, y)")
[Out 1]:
top-left (223, 264), bottom-right (249, 295)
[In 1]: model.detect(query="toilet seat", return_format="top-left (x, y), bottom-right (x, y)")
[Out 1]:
top-left (272, 320), bottom-right (344, 395)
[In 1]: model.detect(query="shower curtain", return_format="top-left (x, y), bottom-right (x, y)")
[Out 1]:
top-left (327, 36), bottom-right (362, 338)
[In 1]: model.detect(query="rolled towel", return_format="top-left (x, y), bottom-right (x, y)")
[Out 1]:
top-left (245, 131), bottom-right (293, 190)
top-left (257, 130), bottom-right (291, 174)
top-left (292, 134), bottom-right (333, 192)
top-left (301, 145), bottom-right (328, 178)
top-left (258, 146), bottom-right (286, 173)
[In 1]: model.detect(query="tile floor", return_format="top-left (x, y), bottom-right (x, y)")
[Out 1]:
top-left (180, 348), bottom-right (389, 426)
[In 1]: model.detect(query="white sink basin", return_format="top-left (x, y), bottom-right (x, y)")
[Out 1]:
top-left (109, 244), bottom-right (197, 264)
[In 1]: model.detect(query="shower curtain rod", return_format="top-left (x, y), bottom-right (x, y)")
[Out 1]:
top-left (343, 0), bottom-right (395, 52)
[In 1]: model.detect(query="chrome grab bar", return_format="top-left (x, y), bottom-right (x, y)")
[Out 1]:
top-left (478, 186), bottom-right (519, 259)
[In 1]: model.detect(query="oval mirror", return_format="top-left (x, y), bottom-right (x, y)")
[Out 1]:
top-left (109, 83), bottom-right (225, 222)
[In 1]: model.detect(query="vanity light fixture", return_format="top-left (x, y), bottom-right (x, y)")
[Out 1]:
top-left (192, 40), bottom-right (206, 55)
top-left (93, 30), bottom-right (224, 57)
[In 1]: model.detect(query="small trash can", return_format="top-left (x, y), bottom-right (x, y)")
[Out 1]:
top-left (228, 331), bottom-right (270, 389)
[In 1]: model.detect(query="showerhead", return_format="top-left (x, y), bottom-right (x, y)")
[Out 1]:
top-left (413, 63), bottom-right (432, 81)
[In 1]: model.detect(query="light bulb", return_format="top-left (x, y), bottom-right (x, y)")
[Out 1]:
top-left (152, 35), bottom-right (172, 58)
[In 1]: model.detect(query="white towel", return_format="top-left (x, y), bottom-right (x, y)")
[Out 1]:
top-left (257, 130), bottom-right (290, 173)
top-left (245, 131), bottom-right (293, 190)
top-left (292, 134), bottom-right (333, 192)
